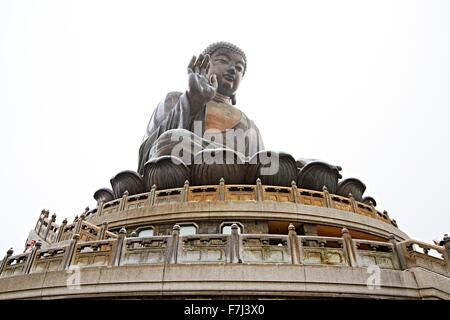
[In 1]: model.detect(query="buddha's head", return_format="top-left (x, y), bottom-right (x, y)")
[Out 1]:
top-left (202, 42), bottom-right (247, 103)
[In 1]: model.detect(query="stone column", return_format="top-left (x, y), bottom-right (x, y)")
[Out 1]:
top-left (388, 234), bottom-right (405, 270)
top-left (56, 218), bottom-right (68, 242)
top-left (348, 193), bottom-right (357, 213)
top-left (342, 228), bottom-right (358, 267)
top-left (288, 224), bottom-right (301, 264)
top-left (219, 178), bottom-right (225, 201)
top-left (63, 234), bottom-right (80, 270)
top-left (291, 181), bottom-right (299, 204)
top-left (97, 200), bottom-right (104, 217)
top-left (168, 224), bottom-right (180, 264)
top-left (35, 209), bottom-right (46, 234)
top-left (119, 191), bottom-right (129, 211)
top-left (256, 178), bottom-right (263, 202)
top-left (24, 241), bottom-right (42, 274)
top-left (442, 234), bottom-right (450, 273)
top-left (74, 213), bottom-right (86, 237)
top-left (112, 227), bottom-right (126, 266)
top-left (183, 180), bottom-right (190, 202)
top-left (322, 186), bottom-right (332, 208)
top-left (98, 222), bottom-right (108, 240)
top-left (230, 224), bottom-right (240, 263)
top-left (0, 248), bottom-right (14, 276)
top-left (44, 213), bottom-right (56, 242)
top-left (149, 184), bottom-right (157, 206)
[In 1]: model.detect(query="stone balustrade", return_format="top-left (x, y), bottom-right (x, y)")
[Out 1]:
top-left (398, 239), bottom-right (450, 277)
top-left (2, 225), bottom-right (448, 279)
top-left (29, 183), bottom-right (398, 248)
top-left (91, 182), bottom-right (397, 227)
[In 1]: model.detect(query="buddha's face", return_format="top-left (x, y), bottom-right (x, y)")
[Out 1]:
top-left (208, 48), bottom-right (245, 98)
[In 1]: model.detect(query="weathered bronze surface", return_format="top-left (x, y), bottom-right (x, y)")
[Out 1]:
top-left (92, 41), bottom-right (378, 203)
top-left (137, 42), bottom-right (264, 176)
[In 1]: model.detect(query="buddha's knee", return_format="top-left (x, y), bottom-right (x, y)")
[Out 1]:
top-left (143, 155), bottom-right (190, 190)
top-left (149, 129), bottom-right (202, 163)
top-left (246, 151), bottom-right (298, 187)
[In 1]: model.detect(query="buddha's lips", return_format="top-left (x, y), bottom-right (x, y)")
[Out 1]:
top-left (223, 74), bottom-right (234, 81)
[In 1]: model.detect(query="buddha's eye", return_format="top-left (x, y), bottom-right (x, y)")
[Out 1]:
top-left (236, 66), bottom-right (243, 73)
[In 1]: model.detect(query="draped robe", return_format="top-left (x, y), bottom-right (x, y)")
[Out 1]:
top-left (138, 91), bottom-right (264, 175)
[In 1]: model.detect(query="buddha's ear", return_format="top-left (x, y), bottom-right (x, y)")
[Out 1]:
top-left (231, 95), bottom-right (236, 105)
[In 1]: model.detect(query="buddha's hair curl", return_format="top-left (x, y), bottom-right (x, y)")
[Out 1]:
top-left (202, 41), bottom-right (247, 75)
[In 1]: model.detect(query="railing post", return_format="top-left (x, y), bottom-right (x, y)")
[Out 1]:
top-left (183, 180), bottom-right (190, 202)
top-left (256, 178), bottom-right (263, 202)
top-left (388, 235), bottom-right (405, 270)
top-left (119, 191), bottom-right (129, 211)
top-left (44, 213), bottom-right (56, 242)
top-left (342, 228), bottom-right (358, 267)
top-left (291, 181), bottom-right (299, 204)
top-left (97, 200), bottom-right (104, 217)
top-left (442, 234), bottom-right (450, 272)
top-left (0, 248), bottom-right (14, 276)
top-left (74, 213), bottom-right (86, 236)
top-left (219, 178), bottom-right (225, 201)
top-left (149, 184), bottom-right (156, 206)
top-left (348, 193), bottom-right (357, 213)
top-left (112, 227), bottom-right (126, 266)
top-left (63, 234), bottom-right (80, 270)
top-left (368, 200), bottom-right (378, 216)
top-left (24, 241), bottom-right (42, 274)
top-left (37, 209), bottom-right (49, 236)
top-left (169, 224), bottom-right (180, 264)
top-left (288, 224), bottom-right (301, 264)
top-left (56, 218), bottom-right (68, 242)
top-left (230, 224), bottom-right (240, 263)
top-left (98, 222), bottom-right (108, 240)
top-left (35, 209), bottom-right (46, 234)
top-left (322, 186), bottom-right (332, 208)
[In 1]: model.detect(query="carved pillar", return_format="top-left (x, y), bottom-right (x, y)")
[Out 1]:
top-left (348, 193), bottom-right (357, 213)
top-left (219, 178), bottom-right (225, 201)
top-left (24, 241), bottom-right (42, 274)
top-left (97, 201), bottom-right (104, 217)
top-left (37, 209), bottom-right (49, 236)
top-left (442, 234), bottom-right (450, 272)
top-left (368, 200), bottom-right (377, 217)
top-left (256, 178), bottom-right (263, 202)
top-left (0, 248), bottom-right (14, 276)
top-left (168, 224), bottom-right (180, 264)
top-left (119, 191), bottom-right (129, 211)
top-left (322, 186), bottom-right (332, 208)
top-left (183, 180), bottom-right (190, 202)
top-left (388, 235), bottom-right (405, 270)
top-left (342, 228), bottom-right (358, 267)
top-left (56, 218), bottom-right (68, 242)
top-left (98, 222), bottom-right (108, 240)
top-left (149, 184), bottom-right (156, 206)
top-left (288, 224), bottom-right (301, 264)
top-left (112, 227), bottom-right (126, 266)
top-left (74, 213), bottom-right (86, 237)
top-left (44, 213), bottom-right (56, 242)
top-left (291, 181), bottom-right (299, 204)
top-left (230, 224), bottom-right (240, 263)
top-left (63, 234), bottom-right (80, 270)
top-left (35, 209), bottom-right (46, 234)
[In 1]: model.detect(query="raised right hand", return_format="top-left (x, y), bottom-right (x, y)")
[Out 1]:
top-left (187, 54), bottom-right (218, 108)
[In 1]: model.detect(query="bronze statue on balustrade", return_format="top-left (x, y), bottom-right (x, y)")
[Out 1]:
top-left (94, 41), bottom-right (374, 206)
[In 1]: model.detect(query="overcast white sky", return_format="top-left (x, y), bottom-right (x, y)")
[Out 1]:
top-left (1, 0), bottom-right (449, 255)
